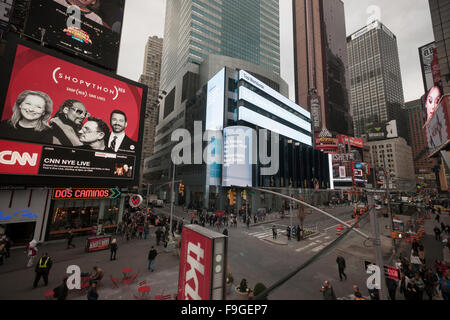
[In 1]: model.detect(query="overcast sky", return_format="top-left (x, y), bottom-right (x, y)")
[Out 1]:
top-left (117, 0), bottom-right (434, 102)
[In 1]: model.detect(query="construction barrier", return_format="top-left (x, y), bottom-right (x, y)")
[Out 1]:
top-left (336, 224), bottom-right (344, 235)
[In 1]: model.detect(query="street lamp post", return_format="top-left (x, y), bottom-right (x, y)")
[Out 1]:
top-left (166, 163), bottom-right (176, 253)
top-left (382, 151), bottom-right (396, 254)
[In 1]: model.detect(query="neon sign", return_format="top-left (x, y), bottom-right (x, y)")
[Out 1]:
top-left (0, 210), bottom-right (38, 221)
top-left (52, 188), bottom-right (121, 200)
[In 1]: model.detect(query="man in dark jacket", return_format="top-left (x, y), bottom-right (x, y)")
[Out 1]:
top-left (33, 252), bottom-right (53, 288)
top-left (286, 226), bottom-right (291, 241)
top-left (434, 226), bottom-right (442, 241)
top-left (87, 282), bottom-right (99, 300)
top-left (67, 229), bottom-right (75, 249)
top-left (148, 246), bottom-right (158, 272)
top-left (53, 276), bottom-right (69, 300)
top-left (321, 280), bottom-right (336, 300)
top-left (155, 227), bottom-right (163, 246)
top-left (336, 255), bottom-right (347, 281)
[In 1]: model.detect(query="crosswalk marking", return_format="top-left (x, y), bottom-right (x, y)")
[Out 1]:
top-left (311, 241), bottom-right (333, 252)
top-left (295, 242), bottom-right (319, 252)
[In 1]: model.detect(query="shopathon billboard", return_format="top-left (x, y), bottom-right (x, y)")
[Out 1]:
top-left (0, 40), bottom-right (146, 186)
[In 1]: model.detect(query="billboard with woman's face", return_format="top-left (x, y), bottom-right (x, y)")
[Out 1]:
top-left (24, 0), bottom-right (125, 71)
top-left (0, 39), bottom-right (146, 186)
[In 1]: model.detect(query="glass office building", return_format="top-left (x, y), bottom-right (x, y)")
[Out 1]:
top-left (160, 0), bottom-right (280, 92)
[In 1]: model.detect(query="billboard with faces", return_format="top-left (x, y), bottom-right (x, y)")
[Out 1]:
top-left (24, 0), bottom-right (125, 71)
top-left (0, 40), bottom-right (146, 186)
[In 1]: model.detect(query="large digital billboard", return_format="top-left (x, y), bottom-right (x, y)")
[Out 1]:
top-left (0, 40), bottom-right (146, 186)
top-left (419, 42), bottom-right (441, 93)
top-left (426, 95), bottom-right (450, 157)
top-left (222, 126), bottom-right (255, 187)
top-left (0, 0), bottom-right (12, 39)
top-left (24, 0), bottom-right (125, 71)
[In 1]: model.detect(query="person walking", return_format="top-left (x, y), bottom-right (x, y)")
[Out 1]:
top-left (272, 225), bottom-right (277, 240)
top-left (286, 226), bottom-right (291, 241)
top-left (320, 280), bottom-right (336, 300)
top-left (144, 222), bottom-right (149, 240)
top-left (148, 246), bottom-right (158, 272)
top-left (386, 277), bottom-right (398, 300)
top-left (33, 252), bottom-right (52, 288)
top-left (26, 240), bottom-right (38, 268)
top-left (87, 282), bottom-right (99, 300)
top-left (4, 236), bottom-right (11, 258)
top-left (155, 227), bottom-right (163, 246)
top-left (53, 276), bottom-right (69, 300)
top-left (434, 226), bottom-right (442, 241)
top-left (138, 225), bottom-right (144, 240)
top-left (110, 238), bottom-right (118, 261)
top-left (336, 255), bottom-right (347, 281)
top-left (246, 217), bottom-right (250, 229)
top-left (296, 225), bottom-right (302, 241)
top-left (67, 229), bottom-right (75, 249)
top-left (435, 212), bottom-right (440, 224)
top-left (0, 241), bottom-right (5, 265)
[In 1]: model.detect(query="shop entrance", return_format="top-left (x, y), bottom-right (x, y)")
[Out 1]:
top-left (4, 222), bottom-right (36, 246)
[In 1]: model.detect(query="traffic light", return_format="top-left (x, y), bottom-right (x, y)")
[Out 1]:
top-left (178, 183), bottom-right (184, 195)
top-left (241, 190), bottom-right (247, 201)
top-left (229, 189), bottom-right (236, 206)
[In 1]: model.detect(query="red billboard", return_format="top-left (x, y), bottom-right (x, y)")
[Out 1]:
top-left (337, 135), bottom-right (364, 149)
top-left (177, 225), bottom-right (227, 300)
top-left (0, 40), bottom-right (146, 186)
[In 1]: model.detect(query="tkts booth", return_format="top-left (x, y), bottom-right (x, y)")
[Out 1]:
top-left (177, 225), bottom-right (228, 300)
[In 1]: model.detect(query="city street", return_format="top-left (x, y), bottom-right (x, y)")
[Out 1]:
top-left (1, 203), bottom-right (446, 300)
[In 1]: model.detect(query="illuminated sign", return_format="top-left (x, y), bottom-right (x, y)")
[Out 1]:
top-left (52, 188), bottom-right (120, 200)
top-left (178, 225), bottom-right (227, 300)
top-left (206, 68), bottom-right (225, 131)
top-left (239, 70), bottom-right (310, 119)
top-left (239, 86), bottom-right (311, 133)
top-left (0, 41), bottom-right (146, 186)
top-left (0, 209), bottom-right (38, 221)
top-left (129, 194), bottom-right (144, 208)
top-left (239, 107), bottom-right (312, 146)
top-left (337, 135), bottom-right (364, 149)
top-left (222, 126), bottom-right (254, 187)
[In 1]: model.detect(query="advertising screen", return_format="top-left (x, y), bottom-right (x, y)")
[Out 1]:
top-left (419, 42), bottom-right (441, 93)
top-left (24, 0), bottom-right (125, 71)
top-left (0, 0), bottom-right (12, 39)
top-left (426, 95), bottom-right (450, 157)
top-left (0, 41), bottom-right (146, 186)
top-left (222, 126), bottom-right (255, 187)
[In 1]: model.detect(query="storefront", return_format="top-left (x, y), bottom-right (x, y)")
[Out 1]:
top-left (0, 188), bottom-right (51, 245)
top-left (45, 188), bottom-right (127, 241)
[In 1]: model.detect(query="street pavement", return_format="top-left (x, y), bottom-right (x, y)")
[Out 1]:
top-left (0, 204), bottom-right (448, 300)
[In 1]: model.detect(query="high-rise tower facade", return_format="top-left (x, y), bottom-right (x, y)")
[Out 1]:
top-left (139, 36), bottom-right (163, 183)
top-left (347, 20), bottom-right (407, 140)
top-left (160, 0), bottom-right (280, 92)
top-left (292, 0), bottom-right (353, 136)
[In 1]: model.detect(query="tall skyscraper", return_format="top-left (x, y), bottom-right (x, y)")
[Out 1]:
top-left (160, 0), bottom-right (280, 92)
top-left (139, 36), bottom-right (163, 183)
top-left (347, 20), bottom-right (407, 140)
top-left (428, 0), bottom-right (450, 95)
top-left (292, 0), bottom-right (353, 136)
